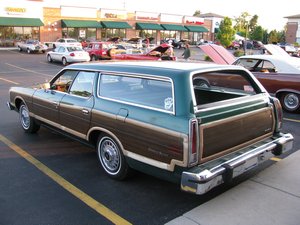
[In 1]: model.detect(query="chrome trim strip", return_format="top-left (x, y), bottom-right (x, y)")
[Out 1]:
top-left (199, 107), bottom-right (275, 162)
top-left (96, 72), bottom-right (175, 115)
top-left (34, 114), bottom-right (86, 139)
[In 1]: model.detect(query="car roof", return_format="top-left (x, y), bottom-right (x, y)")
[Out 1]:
top-left (237, 55), bottom-right (300, 73)
top-left (65, 61), bottom-right (247, 78)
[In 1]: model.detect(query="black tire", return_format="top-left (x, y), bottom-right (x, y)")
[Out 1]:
top-left (27, 48), bottom-right (31, 54)
top-left (18, 46), bottom-right (22, 52)
top-left (62, 57), bottom-right (68, 66)
top-left (96, 134), bottom-right (130, 180)
top-left (91, 55), bottom-right (97, 61)
top-left (280, 92), bottom-right (300, 113)
top-left (47, 54), bottom-right (52, 62)
top-left (19, 103), bottom-right (40, 133)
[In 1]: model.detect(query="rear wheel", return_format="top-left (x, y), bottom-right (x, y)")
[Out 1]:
top-left (18, 46), bottom-right (22, 52)
top-left (96, 134), bottom-right (130, 180)
top-left (19, 103), bottom-right (40, 133)
top-left (280, 92), bottom-right (300, 113)
top-left (91, 55), bottom-right (97, 61)
top-left (62, 57), bottom-right (68, 66)
top-left (27, 48), bottom-right (31, 54)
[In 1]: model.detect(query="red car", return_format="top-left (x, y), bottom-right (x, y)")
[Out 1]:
top-left (85, 42), bottom-right (114, 60)
top-left (110, 43), bottom-right (177, 61)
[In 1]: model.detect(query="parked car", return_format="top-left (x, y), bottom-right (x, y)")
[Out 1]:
top-left (53, 38), bottom-right (82, 49)
top-left (109, 43), bottom-right (176, 61)
top-left (46, 46), bottom-right (90, 66)
top-left (17, 40), bottom-right (48, 54)
top-left (85, 42), bottom-right (114, 60)
top-left (7, 61), bottom-right (293, 195)
top-left (161, 38), bottom-right (186, 49)
top-left (199, 44), bottom-right (300, 112)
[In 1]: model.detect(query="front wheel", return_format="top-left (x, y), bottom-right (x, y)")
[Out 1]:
top-left (47, 54), bottom-right (52, 62)
top-left (280, 92), bottom-right (300, 113)
top-left (19, 103), bottom-right (40, 133)
top-left (96, 135), bottom-right (130, 180)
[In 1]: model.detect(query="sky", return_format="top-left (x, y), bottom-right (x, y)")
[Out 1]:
top-left (48, 0), bottom-right (298, 31)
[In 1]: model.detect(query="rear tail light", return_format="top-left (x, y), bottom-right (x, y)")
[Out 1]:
top-left (188, 119), bottom-right (199, 166)
top-left (70, 53), bottom-right (75, 57)
top-left (271, 97), bottom-right (283, 132)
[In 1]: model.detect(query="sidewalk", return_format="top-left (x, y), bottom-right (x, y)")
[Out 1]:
top-left (166, 150), bottom-right (300, 225)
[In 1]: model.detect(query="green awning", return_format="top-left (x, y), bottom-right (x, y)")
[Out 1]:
top-left (101, 21), bottom-right (132, 29)
top-left (161, 24), bottom-right (188, 31)
top-left (136, 22), bottom-right (163, 30)
top-left (0, 17), bottom-right (44, 26)
top-left (185, 25), bottom-right (209, 32)
top-left (61, 19), bottom-right (102, 28)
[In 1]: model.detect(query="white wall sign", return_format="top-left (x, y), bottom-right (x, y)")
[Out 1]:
top-left (135, 11), bottom-right (159, 21)
top-left (100, 9), bottom-right (127, 19)
top-left (160, 14), bottom-right (182, 23)
top-left (61, 6), bottom-right (97, 18)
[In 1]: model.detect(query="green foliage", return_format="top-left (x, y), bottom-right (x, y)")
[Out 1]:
top-left (233, 50), bottom-right (244, 57)
top-left (268, 30), bottom-right (285, 43)
top-left (250, 26), bottom-right (263, 41)
top-left (294, 42), bottom-right (299, 47)
top-left (193, 10), bottom-right (201, 17)
top-left (216, 17), bottom-right (235, 48)
top-left (204, 55), bottom-right (212, 61)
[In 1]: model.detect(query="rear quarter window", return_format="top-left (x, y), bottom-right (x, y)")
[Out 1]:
top-left (99, 74), bottom-right (174, 113)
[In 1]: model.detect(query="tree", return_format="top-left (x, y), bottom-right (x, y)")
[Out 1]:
top-left (193, 10), bottom-right (201, 17)
top-left (216, 17), bottom-right (235, 48)
top-left (268, 30), bottom-right (279, 43)
top-left (250, 25), bottom-right (263, 41)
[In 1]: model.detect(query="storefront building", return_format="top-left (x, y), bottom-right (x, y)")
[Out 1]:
top-left (285, 14), bottom-right (300, 44)
top-left (1, 0), bottom-right (213, 47)
top-left (0, 2), bottom-right (44, 47)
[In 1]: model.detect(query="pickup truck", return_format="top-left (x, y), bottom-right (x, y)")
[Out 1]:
top-left (7, 61), bottom-right (294, 194)
top-left (17, 40), bottom-right (48, 54)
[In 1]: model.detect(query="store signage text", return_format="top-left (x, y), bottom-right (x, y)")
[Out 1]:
top-left (5, 7), bottom-right (26, 15)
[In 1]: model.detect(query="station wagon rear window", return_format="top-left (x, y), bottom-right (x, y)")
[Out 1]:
top-left (99, 74), bottom-right (174, 113)
top-left (193, 70), bottom-right (260, 106)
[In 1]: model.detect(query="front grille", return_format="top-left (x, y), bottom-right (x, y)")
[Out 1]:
top-left (199, 107), bottom-right (274, 162)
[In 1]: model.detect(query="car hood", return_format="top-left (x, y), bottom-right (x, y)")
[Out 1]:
top-left (149, 43), bottom-right (172, 54)
top-left (199, 44), bottom-right (236, 65)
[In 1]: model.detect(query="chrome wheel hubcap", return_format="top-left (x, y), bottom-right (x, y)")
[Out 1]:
top-left (100, 138), bottom-right (120, 173)
top-left (284, 93), bottom-right (299, 110)
top-left (20, 105), bottom-right (30, 129)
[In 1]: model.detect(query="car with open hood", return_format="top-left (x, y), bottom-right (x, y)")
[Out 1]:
top-left (109, 43), bottom-right (176, 61)
top-left (199, 44), bottom-right (300, 113)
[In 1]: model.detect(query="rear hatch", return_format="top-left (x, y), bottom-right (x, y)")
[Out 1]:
top-left (192, 68), bottom-right (275, 163)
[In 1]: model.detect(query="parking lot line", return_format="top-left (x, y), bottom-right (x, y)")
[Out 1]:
top-left (0, 134), bottom-right (132, 225)
top-left (5, 63), bottom-right (53, 78)
top-left (270, 157), bottom-right (281, 162)
top-left (0, 77), bottom-right (19, 84)
top-left (284, 118), bottom-right (300, 123)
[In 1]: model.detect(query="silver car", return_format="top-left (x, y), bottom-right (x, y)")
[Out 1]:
top-left (47, 46), bottom-right (90, 66)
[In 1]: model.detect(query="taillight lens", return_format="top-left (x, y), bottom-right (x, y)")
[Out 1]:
top-left (189, 119), bottom-right (199, 166)
top-left (271, 97), bottom-right (283, 132)
top-left (70, 53), bottom-right (75, 57)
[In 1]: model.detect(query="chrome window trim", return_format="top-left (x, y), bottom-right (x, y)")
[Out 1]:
top-left (96, 71), bottom-right (175, 115)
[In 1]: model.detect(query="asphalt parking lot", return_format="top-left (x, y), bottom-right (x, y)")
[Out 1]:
top-left (0, 49), bottom-right (299, 225)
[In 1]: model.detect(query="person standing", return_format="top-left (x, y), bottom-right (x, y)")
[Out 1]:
top-left (182, 43), bottom-right (191, 61)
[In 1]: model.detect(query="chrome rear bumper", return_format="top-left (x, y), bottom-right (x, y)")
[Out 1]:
top-left (181, 133), bottom-right (294, 195)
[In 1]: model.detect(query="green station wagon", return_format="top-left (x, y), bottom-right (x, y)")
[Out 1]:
top-left (7, 61), bottom-right (294, 194)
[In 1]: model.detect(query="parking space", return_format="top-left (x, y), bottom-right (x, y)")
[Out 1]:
top-left (0, 50), bottom-right (299, 225)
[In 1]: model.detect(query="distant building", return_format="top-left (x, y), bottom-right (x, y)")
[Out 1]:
top-left (285, 14), bottom-right (300, 44)
top-left (199, 13), bottom-right (225, 41)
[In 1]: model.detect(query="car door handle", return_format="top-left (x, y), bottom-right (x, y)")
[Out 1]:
top-left (82, 109), bottom-right (89, 115)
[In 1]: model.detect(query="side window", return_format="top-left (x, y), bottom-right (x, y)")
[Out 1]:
top-left (58, 46), bottom-right (65, 53)
top-left (69, 71), bottom-right (95, 97)
top-left (51, 70), bottom-right (78, 92)
top-left (99, 74), bottom-right (174, 112)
